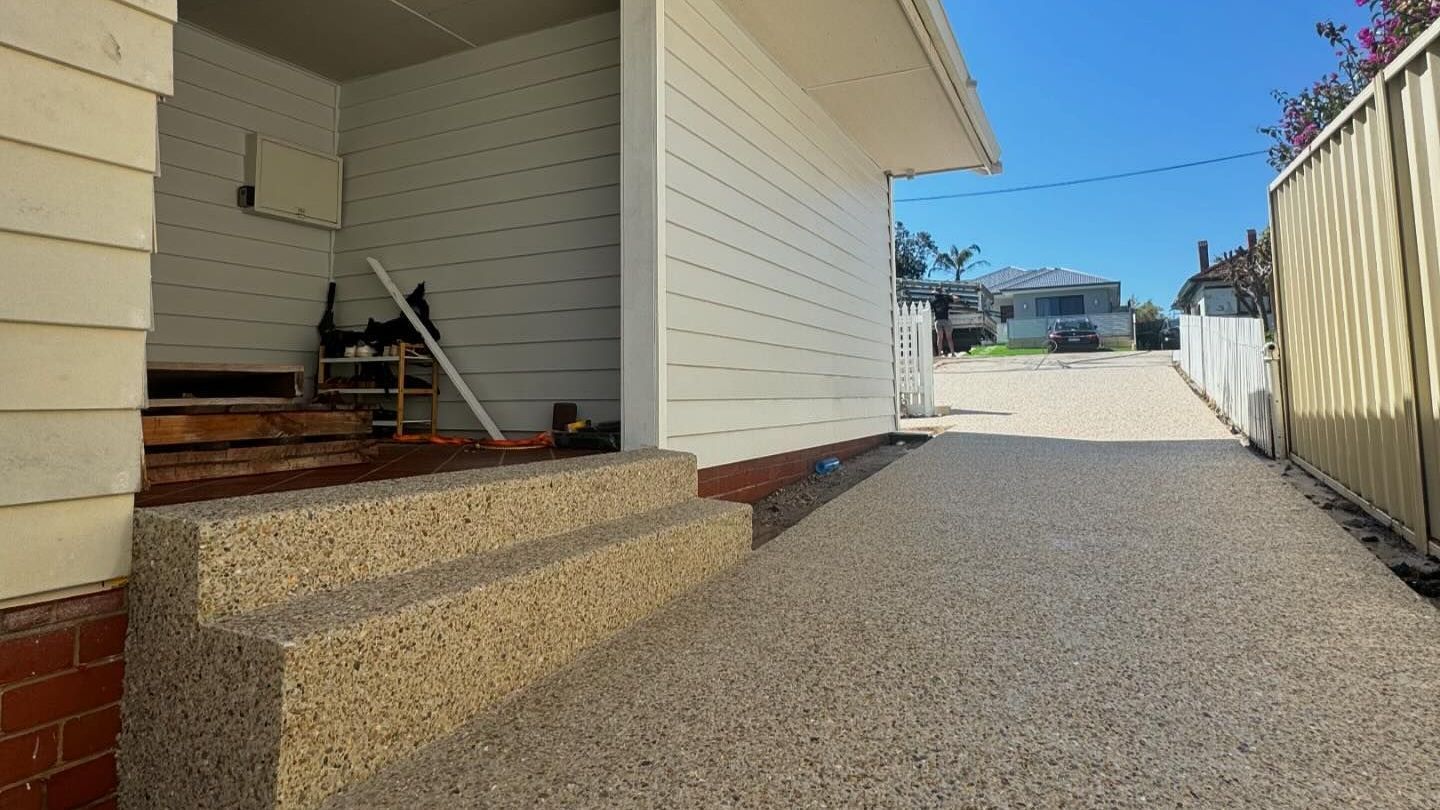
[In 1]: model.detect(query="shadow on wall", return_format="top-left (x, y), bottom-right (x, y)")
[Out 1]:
top-left (1284, 392), bottom-right (1428, 550)
top-left (1248, 388), bottom-right (1276, 457)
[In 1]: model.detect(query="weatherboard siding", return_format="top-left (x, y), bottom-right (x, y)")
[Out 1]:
top-left (150, 24), bottom-right (339, 385)
top-left (331, 12), bottom-right (622, 435)
top-left (663, 0), bottom-right (896, 468)
top-left (0, 0), bottom-right (174, 602)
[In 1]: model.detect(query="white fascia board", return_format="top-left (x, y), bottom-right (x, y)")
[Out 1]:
top-left (903, 0), bottom-right (1002, 174)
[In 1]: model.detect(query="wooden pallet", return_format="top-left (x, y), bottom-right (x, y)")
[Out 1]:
top-left (142, 409), bottom-right (370, 447)
top-left (144, 439), bottom-right (377, 485)
top-left (141, 406), bottom-right (375, 486)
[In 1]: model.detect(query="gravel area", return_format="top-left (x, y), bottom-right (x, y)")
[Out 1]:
top-left (751, 441), bottom-right (914, 548)
top-left (905, 351), bottom-right (1230, 441)
top-left (328, 350), bottom-right (1440, 808)
top-left (1272, 450), bottom-right (1440, 608)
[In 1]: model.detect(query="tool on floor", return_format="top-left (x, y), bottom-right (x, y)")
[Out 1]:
top-left (367, 257), bottom-right (552, 449)
top-left (551, 402), bottom-right (579, 431)
top-left (553, 419), bottom-right (621, 451)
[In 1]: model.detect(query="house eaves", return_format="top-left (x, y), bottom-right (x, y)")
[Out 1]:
top-left (1174, 264), bottom-right (1234, 310)
top-left (717, 0), bottom-right (1002, 176)
top-left (904, 0), bottom-right (1002, 174)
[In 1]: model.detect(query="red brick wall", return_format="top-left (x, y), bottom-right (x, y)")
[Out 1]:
top-left (0, 589), bottom-right (126, 810)
top-left (698, 434), bottom-right (888, 503)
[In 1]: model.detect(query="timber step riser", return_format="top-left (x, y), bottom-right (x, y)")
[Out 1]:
top-left (144, 439), bottom-right (379, 484)
top-left (141, 404), bottom-right (375, 487)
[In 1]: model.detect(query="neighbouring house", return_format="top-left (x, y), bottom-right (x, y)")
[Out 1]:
top-left (0, 0), bottom-right (1000, 805)
top-left (971, 266), bottom-right (1132, 348)
top-left (1174, 231), bottom-right (1262, 318)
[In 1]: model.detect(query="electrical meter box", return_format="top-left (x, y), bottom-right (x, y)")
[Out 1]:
top-left (240, 133), bottom-right (343, 229)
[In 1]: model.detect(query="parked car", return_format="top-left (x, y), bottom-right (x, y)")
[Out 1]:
top-left (1160, 318), bottom-right (1181, 350)
top-left (1047, 319), bottom-right (1101, 352)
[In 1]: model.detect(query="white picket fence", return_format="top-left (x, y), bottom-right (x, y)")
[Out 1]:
top-left (1173, 314), bottom-right (1275, 456)
top-left (896, 301), bottom-right (936, 417)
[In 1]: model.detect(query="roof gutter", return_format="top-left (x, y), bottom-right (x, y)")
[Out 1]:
top-left (1174, 279), bottom-right (1199, 309)
top-left (898, 0), bottom-right (1002, 174)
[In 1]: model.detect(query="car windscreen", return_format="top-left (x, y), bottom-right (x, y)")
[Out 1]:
top-left (1053, 320), bottom-right (1096, 331)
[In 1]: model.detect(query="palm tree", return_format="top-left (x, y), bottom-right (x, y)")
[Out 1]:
top-left (931, 243), bottom-right (989, 281)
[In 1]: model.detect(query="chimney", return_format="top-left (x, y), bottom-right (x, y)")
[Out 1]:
top-left (1198, 240), bottom-right (1210, 272)
top-left (1246, 229), bottom-right (1258, 250)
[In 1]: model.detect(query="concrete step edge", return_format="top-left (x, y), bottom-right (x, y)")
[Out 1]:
top-left (133, 448), bottom-right (701, 619)
top-left (121, 495), bottom-right (751, 809)
top-left (212, 498), bottom-right (750, 645)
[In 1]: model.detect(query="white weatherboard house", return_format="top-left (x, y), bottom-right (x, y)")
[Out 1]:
top-left (1, 1), bottom-right (999, 616)
top-left (1, 2), bottom-right (1000, 802)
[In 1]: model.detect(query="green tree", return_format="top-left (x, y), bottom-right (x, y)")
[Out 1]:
top-left (1219, 229), bottom-right (1273, 317)
top-left (1131, 299), bottom-right (1163, 322)
top-left (893, 221), bottom-right (938, 280)
top-left (1261, 3), bottom-right (1440, 170)
top-left (932, 243), bottom-right (989, 281)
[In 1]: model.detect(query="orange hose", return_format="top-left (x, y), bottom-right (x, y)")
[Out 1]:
top-left (391, 434), bottom-right (474, 446)
top-left (476, 431), bottom-right (555, 450)
top-left (389, 432), bottom-right (555, 449)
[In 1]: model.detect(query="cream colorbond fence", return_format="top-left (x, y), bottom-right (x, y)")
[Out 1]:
top-left (1269, 19), bottom-right (1440, 555)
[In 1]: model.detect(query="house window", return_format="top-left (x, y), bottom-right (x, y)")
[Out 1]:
top-left (1035, 295), bottom-right (1085, 317)
top-left (999, 305), bottom-right (1014, 322)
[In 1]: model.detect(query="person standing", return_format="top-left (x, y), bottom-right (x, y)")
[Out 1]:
top-left (931, 289), bottom-right (956, 357)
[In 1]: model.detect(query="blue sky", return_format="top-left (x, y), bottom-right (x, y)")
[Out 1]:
top-left (896, 0), bottom-right (1372, 308)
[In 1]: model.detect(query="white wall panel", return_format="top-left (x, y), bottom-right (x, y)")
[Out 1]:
top-left (333, 13), bottom-right (621, 435)
top-left (0, 0), bottom-right (170, 603)
top-left (662, 0), bottom-right (895, 468)
top-left (150, 24), bottom-right (338, 381)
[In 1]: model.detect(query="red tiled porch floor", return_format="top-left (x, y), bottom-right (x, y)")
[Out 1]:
top-left (136, 443), bottom-right (604, 507)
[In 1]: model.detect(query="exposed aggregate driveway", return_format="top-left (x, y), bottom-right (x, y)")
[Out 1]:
top-left (330, 351), bottom-right (1440, 808)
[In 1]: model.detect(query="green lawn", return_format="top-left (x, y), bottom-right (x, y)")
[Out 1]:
top-left (964, 345), bottom-right (1047, 357)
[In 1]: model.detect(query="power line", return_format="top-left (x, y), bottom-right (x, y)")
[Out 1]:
top-left (895, 149), bottom-right (1269, 202)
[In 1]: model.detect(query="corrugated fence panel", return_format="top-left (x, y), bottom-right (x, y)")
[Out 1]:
top-left (1269, 19), bottom-right (1440, 553)
top-left (1388, 38), bottom-right (1440, 556)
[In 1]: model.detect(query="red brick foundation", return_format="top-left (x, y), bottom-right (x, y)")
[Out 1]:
top-left (0, 589), bottom-right (126, 810)
top-left (698, 434), bottom-right (889, 503)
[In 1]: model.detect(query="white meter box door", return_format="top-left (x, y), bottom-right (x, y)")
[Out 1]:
top-left (243, 133), bottom-right (343, 229)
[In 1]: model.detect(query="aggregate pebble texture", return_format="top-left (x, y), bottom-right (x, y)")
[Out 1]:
top-left (136, 448), bottom-right (697, 618)
top-left (120, 450), bottom-right (751, 810)
top-left (325, 353), bottom-right (1440, 809)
